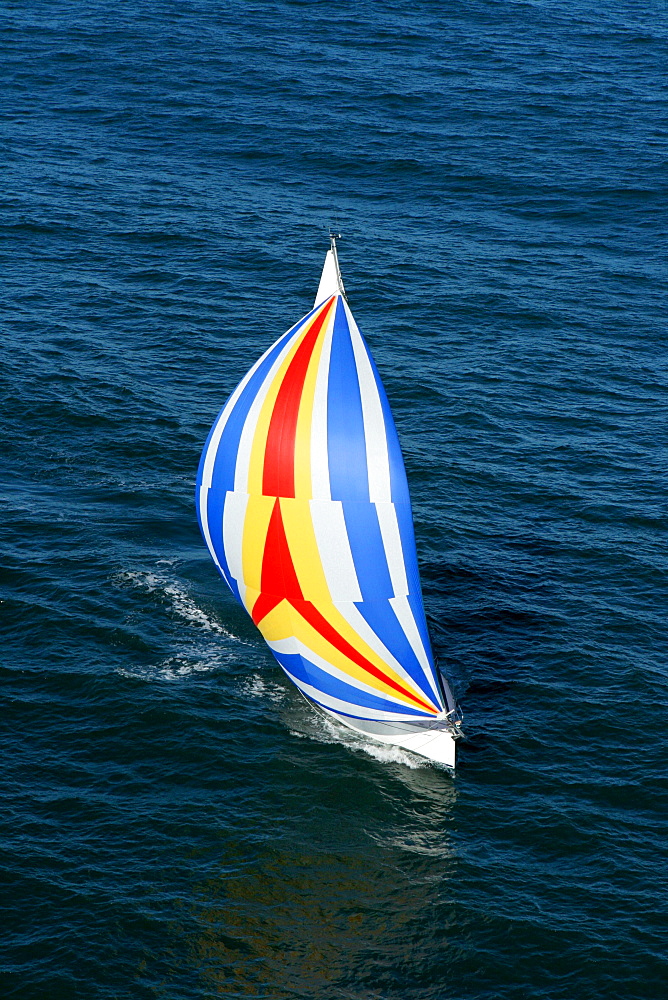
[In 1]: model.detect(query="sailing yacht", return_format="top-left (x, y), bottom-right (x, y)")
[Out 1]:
top-left (197, 238), bottom-right (462, 766)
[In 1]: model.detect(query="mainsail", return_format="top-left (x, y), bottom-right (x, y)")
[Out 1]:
top-left (197, 240), bottom-right (460, 765)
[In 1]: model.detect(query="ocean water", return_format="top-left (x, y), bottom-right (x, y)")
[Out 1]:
top-left (2, 1), bottom-right (666, 997)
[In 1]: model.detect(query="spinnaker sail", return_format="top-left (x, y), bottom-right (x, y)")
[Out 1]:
top-left (197, 239), bottom-right (461, 766)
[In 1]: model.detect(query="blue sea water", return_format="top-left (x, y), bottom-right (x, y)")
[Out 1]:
top-left (2, 1), bottom-right (667, 997)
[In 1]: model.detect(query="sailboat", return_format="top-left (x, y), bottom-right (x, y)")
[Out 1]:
top-left (196, 238), bottom-right (462, 766)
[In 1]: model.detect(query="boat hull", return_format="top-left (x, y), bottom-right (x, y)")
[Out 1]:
top-left (317, 704), bottom-right (457, 768)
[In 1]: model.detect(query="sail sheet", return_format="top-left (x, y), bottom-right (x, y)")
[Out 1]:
top-left (197, 287), bottom-right (453, 723)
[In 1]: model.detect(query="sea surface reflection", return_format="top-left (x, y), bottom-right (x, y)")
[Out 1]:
top-left (181, 739), bottom-right (457, 998)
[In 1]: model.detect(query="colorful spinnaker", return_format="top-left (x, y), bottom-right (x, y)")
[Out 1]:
top-left (197, 239), bottom-right (462, 766)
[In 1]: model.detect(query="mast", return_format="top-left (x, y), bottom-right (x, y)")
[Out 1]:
top-left (329, 232), bottom-right (346, 300)
top-left (313, 232), bottom-right (346, 306)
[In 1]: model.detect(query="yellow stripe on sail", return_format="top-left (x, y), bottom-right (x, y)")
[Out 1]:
top-left (241, 494), bottom-right (276, 592)
top-left (279, 498), bottom-right (332, 606)
top-left (255, 598), bottom-right (293, 642)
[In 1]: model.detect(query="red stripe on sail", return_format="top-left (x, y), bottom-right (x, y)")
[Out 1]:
top-left (251, 499), bottom-right (435, 713)
top-left (293, 598), bottom-right (437, 713)
top-left (262, 298), bottom-right (334, 498)
top-left (252, 499), bottom-right (302, 625)
top-left (250, 591), bottom-right (281, 626)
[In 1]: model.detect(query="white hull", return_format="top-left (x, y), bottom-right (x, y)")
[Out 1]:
top-left (318, 705), bottom-right (457, 768)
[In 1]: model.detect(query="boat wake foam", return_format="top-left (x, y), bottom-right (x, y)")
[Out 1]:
top-left (239, 672), bottom-right (288, 704)
top-left (115, 568), bottom-right (238, 637)
top-left (116, 649), bottom-right (233, 682)
top-left (289, 710), bottom-right (429, 769)
top-left (113, 566), bottom-right (249, 682)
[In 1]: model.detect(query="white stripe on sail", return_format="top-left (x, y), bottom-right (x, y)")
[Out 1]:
top-left (309, 498), bottom-right (362, 601)
top-left (233, 328), bottom-right (304, 494)
top-left (309, 306), bottom-right (335, 500)
top-left (222, 491), bottom-right (249, 602)
top-left (375, 501), bottom-right (409, 597)
top-left (198, 389), bottom-right (258, 574)
top-left (344, 300), bottom-right (392, 504)
top-left (389, 594), bottom-right (443, 709)
top-left (198, 484), bottom-right (226, 577)
top-left (279, 665), bottom-right (432, 721)
top-left (268, 637), bottom-right (421, 712)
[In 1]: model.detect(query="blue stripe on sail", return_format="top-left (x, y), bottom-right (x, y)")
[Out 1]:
top-left (361, 344), bottom-right (411, 505)
top-left (354, 599), bottom-right (440, 704)
top-left (196, 417), bottom-right (222, 501)
top-left (196, 436), bottom-right (236, 595)
top-left (194, 487), bottom-right (243, 603)
top-left (407, 589), bottom-right (435, 670)
top-left (393, 500), bottom-right (423, 600)
top-left (204, 486), bottom-right (234, 592)
top-left (228, 574), bottom-right (242, 604)
top-left (310, 701), bottom-right (420, 722)
top-left (327, 298), bottom-right (369, 502)
top-left (294, 688), bottom-right (428, 723)
top-left (273, 650), bottom-right (428, 717)
top-left (341, 500), bottom-right (393, 600)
